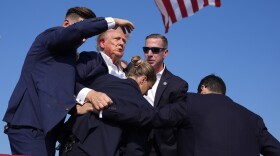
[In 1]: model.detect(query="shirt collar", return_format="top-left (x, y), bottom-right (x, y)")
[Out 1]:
top-left (100, 51), bottom-right (126, 79)
top-left (100, 52), bottom-right (122, 70)
top-left (156, 64), bottom-right (165, 80)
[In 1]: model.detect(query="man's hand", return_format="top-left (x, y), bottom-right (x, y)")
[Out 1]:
top-left (86, 90), bottom-right (113, 111)
top-left (113, 18), bottom-right (135, 34)
top-left (76, 103), bottom-right (94, 115)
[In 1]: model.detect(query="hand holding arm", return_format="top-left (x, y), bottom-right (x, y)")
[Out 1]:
top-left (85, 90), bottom-right (113, 111)
top-left (76, 103), bottom-right (94, 115)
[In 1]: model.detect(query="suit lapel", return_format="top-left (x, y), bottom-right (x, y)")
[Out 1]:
top-left (99, 53), bottom-right (109, 72)
top-left (154, 69), bottom-right (171, 107)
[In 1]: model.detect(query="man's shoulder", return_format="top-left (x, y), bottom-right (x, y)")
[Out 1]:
top-left (187, 93), bottom-right (231, 104)
top-left (77, 51), bottom-right (106, 69)
top-left (233, 100), bottom-right (260, 118)
top-left (164, 68), bottom-right (186, 81)
top-left (78, 51), bottom-right (101, 60)
top-left (35, 26), bottom-right (62, 39)
top-left (44, 26), bottom-right (61, 31)
top-left (159, 68), bottom-right (188, 93)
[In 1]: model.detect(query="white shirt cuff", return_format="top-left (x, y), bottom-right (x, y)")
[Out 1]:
top-left (99, 110), bottom-right (103, 118)
top-left (105, 17), bottom-right (115, 29)
top-left (76, 88), bottom-right (92, 105)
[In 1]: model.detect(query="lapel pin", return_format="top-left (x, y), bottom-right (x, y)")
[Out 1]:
top-left (163, 82), bottom-right (167, 85)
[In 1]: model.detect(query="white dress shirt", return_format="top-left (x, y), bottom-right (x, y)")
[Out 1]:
top-left (144, 65), bottom-right (165, 106)
top-left (100, 52), bottom-right (127, 79)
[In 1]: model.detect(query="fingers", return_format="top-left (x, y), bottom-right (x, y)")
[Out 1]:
top-left (87, 90), bottom-right (113, 111)
top-left (76, 105), bottom-right (82, 114)
top-left (84, 102), bottom-right (94, 112)
top-left (123, 21), bottom-right (134, 31)
top-left (76, 103), bottom-right (94, 115)
top-left (113, 18), bottom-right (135, 34)
top-left (123, 22), bottom-right (134, 34)
top-left (119, 26), bottom-right (131, 34)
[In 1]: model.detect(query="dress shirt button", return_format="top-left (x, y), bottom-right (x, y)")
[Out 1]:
top-left (77, 99), bottom-right (82, 103)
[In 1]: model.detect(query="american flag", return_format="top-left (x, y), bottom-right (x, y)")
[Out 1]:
top-left (154, 0), bottom-right (221, 33)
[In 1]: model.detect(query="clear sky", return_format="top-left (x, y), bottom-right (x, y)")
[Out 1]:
top-left (1, 0), bottom-right (280, 154)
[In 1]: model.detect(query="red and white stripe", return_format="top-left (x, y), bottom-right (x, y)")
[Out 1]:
top-left (154, 0), bottom-right (221, 33)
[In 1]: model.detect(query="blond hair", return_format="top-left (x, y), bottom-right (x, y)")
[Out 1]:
top-left (127, 56), bottom-right (156, 84)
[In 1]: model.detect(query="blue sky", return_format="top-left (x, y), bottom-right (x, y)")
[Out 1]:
top-left (1, 0), bottom-right (280, 154)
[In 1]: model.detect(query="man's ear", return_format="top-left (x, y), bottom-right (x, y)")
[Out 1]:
top-left (62, 19), bottom-right (70, 27)
top-left (163, 49), bottom-right (168, 58)
top-left (200, 85), bottom-right (206, 92)
top-left (200, 85), bottom-right (210, 94)
top-left (99, 39), bottom-right (105, 49)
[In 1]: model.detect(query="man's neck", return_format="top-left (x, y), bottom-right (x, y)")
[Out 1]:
top-left (101, 52), bottom-right (119, 65)
top-left (155, 64), bottom-right (165, 74)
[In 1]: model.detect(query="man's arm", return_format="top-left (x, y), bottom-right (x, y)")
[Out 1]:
top-left (257, 116), bottom-right (280, 155)
top-left (45, 18), bottom-right (109, 52)
top-left (99, 96), bottom-right (188, 128)
top-left (76, 102), bottom-right (94, 115)
top-left (45, 17), bottom-right (134, 53)
top-left (171, 77), bottom-right (188, 102)
top-left (75, 52), bottom-right (113, 110)
top-left (152, 100), bottom-right (187, 128)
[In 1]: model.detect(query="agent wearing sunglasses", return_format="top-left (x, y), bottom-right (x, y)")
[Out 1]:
top-left (122, 34), bottom-right (189, 156)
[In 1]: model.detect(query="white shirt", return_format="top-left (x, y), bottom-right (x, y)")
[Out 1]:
top-left (144, 65), bottom-right (165, 106)
top-left (100, 52), bottom-right (127, 79)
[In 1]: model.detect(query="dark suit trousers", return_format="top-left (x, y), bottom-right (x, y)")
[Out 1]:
top-left (5, 120), bottom-right (64, 156)
top-left (6, 127), bottom-right (57, 156)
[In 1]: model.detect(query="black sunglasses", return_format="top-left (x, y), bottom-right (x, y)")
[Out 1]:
top-left (143, 47), bottom-right (166, 54)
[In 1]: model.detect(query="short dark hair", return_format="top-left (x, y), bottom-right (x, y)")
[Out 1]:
top-left (197, 74), bottom-right (226, 95)
top-left (66, 7), bottom-right (96, 19)
top-left (145, 34), bottom-right (168, 49)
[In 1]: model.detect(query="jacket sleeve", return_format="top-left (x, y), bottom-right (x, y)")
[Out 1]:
top-left (75, 52), bottom-right (108, 95)
top-left (257, 116), bottom-right (280, 156)
top-left (152, 100), bottom-right (188, 128)
top-left (43, 18), bottom-right (108, 53)
top-left (102, 94), bottom-right (157, 127)
top-left (171, 76), bottom-right (188, 103)
top-left (102, 92), bottom-right (188, 128)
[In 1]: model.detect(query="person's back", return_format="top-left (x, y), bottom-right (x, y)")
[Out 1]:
top-left (177, 74), bottom-right (280, 156)
top-left (154, 74), bottom-right (280, 156)
top-left (179, 93), bottom-right (273, 156)
top-left (65, 74), bottom-right (148, 156)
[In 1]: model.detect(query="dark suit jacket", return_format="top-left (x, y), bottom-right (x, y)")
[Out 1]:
top-left (69, 74), bottom-right (156, 156)
top-left (151, 68), bottom-right (188, 156)
top-left (154, 93), bottom-right (280, 156)
top-left (75, 51), bottom-right (108, 94)
top-left (3, 18), bottom-right (109, 134)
